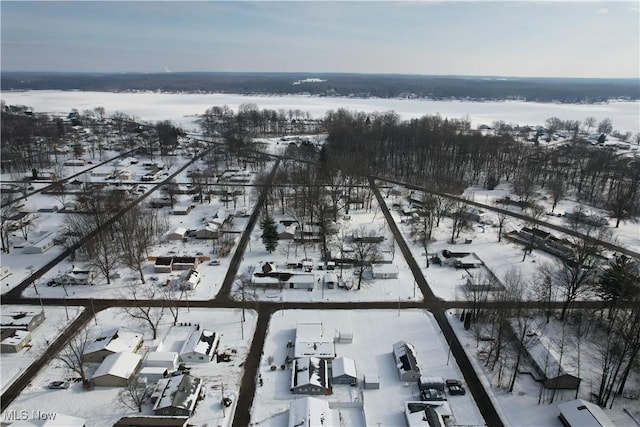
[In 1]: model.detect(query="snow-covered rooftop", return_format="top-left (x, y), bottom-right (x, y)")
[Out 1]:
top-left (91, 351), bottom-right (142, 380)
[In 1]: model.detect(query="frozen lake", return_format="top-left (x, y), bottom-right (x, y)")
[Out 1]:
top-left (2, 90), bottom-right (639, 134)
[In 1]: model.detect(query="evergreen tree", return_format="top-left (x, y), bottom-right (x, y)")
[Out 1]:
top-left (260, 215), bottom-right (278, 253)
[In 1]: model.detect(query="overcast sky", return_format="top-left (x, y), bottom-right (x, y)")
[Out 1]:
top-left (1, 1), bottom-right (638, 78)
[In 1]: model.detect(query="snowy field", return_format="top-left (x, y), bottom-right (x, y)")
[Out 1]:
top-left (2, 307), bottom-right (258, 427)
top-left (2, 90), bottom-right (639, 134)
top-left (251, 309), bottom-right (484, 427)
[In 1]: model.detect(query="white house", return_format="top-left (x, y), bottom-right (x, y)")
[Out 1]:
top-left (288, 396), bottom-right (337, 427)
top-left (23, 230), bottom-right (56, 254)
top-left (0, 329), bottom-right (31, 353)
top-left (295, 322), bottom-right (335, 359)
top-left (83, 328), bottom-right (143, 363)
top-left (393, 341), bottom-right (421, 381)
top-left (179, 329), bottom-right (219, 362)
top-left (291, 356), bottom-right (330, 395)
top-left (372, 264), bottom-right (399, 279)
top-left (1, 310), bottom-right (45, 331)
top-left (51, 268), bottom-right (95, 286)
top-left (557, 399), bottom-right (615, 427)
top-left (91, 352), bottom-right (142, 387)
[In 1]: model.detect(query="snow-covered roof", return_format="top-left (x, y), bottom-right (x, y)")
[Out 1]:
top-left (288, 396), bottom-right (335, 427)
top-left (179, 329), bottom-right (218, 359)
top-left (84, 328), bottom-right (143, 355)
top-left (1, 329), bottom-right (30, 345)
top-left (557, 399), bottom-right (615, 427)
top-left (291, 357), bottom-right (329, 390)
top-left (153, 374), bottom-right (202, 414)
top-left (372, 264), bottom-right (400, 274)
top-left (295, 322), bottom-right (335, 359)
top-left (172, 227), bottom-right (187, 236)
top-left (92, 351), bottom-right (142, 380)
top-left (404, 401), bottom-right (452, 427)
top-left (146, 351), bottom-right (179, 365)
top-left (332, 356), bottom-right (357, 379)
top-left (393, 341), bottom-right (420, 375)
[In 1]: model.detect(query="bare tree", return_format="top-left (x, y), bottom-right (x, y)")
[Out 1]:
top-left (119, 379), bottom-right (151, 412)
top-left (56, 326), bottom-right (92, 388)
top-left (351, 226), bottom-right (382, 290)
top-left (117, 205), bottom-right (163, 283)
top-left (120, 282), bottom-right (166, 340)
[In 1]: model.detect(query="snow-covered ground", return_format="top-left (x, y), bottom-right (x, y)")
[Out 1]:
top-left (1, 305), bottom-right (84, 394)
top-left (2, 90), bottom-right (639, 134)
top-left (448, 311), bottom-right (640, 427)
top-left (2, 307), bottom-right (257, 427)
top-left (251, 309), bottom-right (484, 427)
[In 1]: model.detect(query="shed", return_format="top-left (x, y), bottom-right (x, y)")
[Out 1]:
top-left (91, 352), bottom-right (142, 387)
top-left (334, 331), bottom-right (353, 344)
top-left (331, 356), bottom-right (357, 385)
top-left (364, 372), bottom-right (380, 389)
top-left (557, 399), bottom-right (615, 427)
top-left (145, 352), bottom-right (179, 369)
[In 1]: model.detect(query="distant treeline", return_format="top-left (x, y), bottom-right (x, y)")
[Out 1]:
top-left (1, 72), bottom-right (638, 103)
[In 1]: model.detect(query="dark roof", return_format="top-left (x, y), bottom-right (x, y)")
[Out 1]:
top-left (113, 416), bottom-right (189, 427)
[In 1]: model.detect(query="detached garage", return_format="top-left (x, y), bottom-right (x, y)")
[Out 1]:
top-left (92, 352), bottom-right (142, 387)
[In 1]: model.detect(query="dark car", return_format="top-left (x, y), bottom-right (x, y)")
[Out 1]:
top-left (446, 379), bottom-right (466, 395)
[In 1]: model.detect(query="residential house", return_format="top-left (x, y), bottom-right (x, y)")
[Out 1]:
top-left (195, 223), bottom-right (219, 239)
top-left (277, 223), bottom-right (296, 240)
top-left (371, 264), bottom-right (399, 279)
top-left (168, 227), bottom-right (187, 241)
top-left (50, 268), bottom-right (95, 286)
top-left (295, 322), bottom-right (335, 359)
top-left (175, 269), bottom-right (200, 291)
top-left (288, 396), bottom-right (337, 427)
top-left (1, 310), bottom-right (45, 331)
top-left (23, 230), bottom-right (56, 254)
top-left (331, 356), bottom-right (357, 385)
top-left (179, 329), bottom-right (219, 362)
top-left (251, 262), bottom-right (315, 290)
top-left (521, 329), bottom-right (581, 390)
top-left (392, 341), bottom-right (421, 381)
top-left (291, 357), bottom-right (330, 395)
top-left (152, 374), bottom-right (203, 417)
top-left (323, 272), bottom-right (338, 289)
top-left (83, 328), bottom-right (143, 363)
top-left (0, 329), bottom-right (31, 353)
top-left (557, 399), bottom-right (615, 427)
top-left (91, 352), bottom-right (142, 387)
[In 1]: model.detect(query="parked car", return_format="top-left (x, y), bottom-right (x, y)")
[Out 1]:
top-left (48, 381), bottom-right (70, 390)
top-left (208, 260), bottom-right (220, 266)
top-left (445, 379), bottom-right (466, 395)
